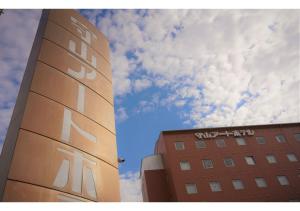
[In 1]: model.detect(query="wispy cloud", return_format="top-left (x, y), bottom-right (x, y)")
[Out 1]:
top-left (0, 10), bottom-right (41, 146)
top-left (115, 107), bottom-right (129, 123)
top-left (89, 9), bottom-right (300, 127)
top-left (119, 171), bottom-right (143, 202)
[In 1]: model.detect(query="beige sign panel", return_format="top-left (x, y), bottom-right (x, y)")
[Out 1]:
top-left (38, 39), bottom-right (113, 102)
top-left (43, 21), bottom-right (111, 80)
top-left (21, 92), bottom-right (117, 167)
top-left (0, 9), bottom-right (119, 202)
top-left (7, 129), bottom-right (120, 202)
top-left (4, 180), bottom-right (91, 202)
top-left (48, 10), bottom-right (110, 60)
top-left (31, 62), bottom-right (115, 133)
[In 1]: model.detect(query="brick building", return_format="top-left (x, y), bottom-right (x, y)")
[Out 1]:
top-left (141, 123), bottom-right (300, 202)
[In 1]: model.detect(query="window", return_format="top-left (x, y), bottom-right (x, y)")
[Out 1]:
top-left (185, 183), bottom-right (198, 194)
top-left (216, 139), bottom-right (226, 148)
top-left (245, 156), bottom-right (256, 165)
top-left (224, 158), bottom-right (235, 167)
top-left (232, 180), bottom-right (245, 190)
top-left (277, 176), bottom-right (289, 186)
top-left (294, 133), bottom-right (300, 142)
top-left (266, 154), bottom-right (277, 164)
top-left (174, 142), bottom-right (185, 150)
top-left (202, 159), bottom-right (213, 169)
top-left (195, 140), bottom-right (206, 149)
top-left (256, 137), bottom-right (266, 144)
top-left (287, 153), bottom-right (298, 162)
top-left (276, 134), bottom-right (286, 143)
top-left (236, 138), bottom-right (246, 146)
top-left (255, 178), bottom-right (267, 188)
top-left (180, 161), bottom-right (191, 171)
top-left (209, 181), bottom-right (222, 192)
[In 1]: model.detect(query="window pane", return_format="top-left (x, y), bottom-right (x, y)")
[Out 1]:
top-left (255, 178), bottom-right (267, 188)
top-left (277, 176), bottom-right (289, 186)
top-left (245, 156), bottom-right (256, 165)
top-left (266, 154), bottom-right (277, 164)
top-left (195, 140), bottom-right (206, 149)
top-left (202, 159), bottom-right (213, 169)
top-left (232, 180), bottom-right (244, 190)
top-left (209, 181), bottom-right (222, 192)
top-left (294, 133), bottom-right (300, 141)
top-left (224, 158), bottom-right (235, 167)
top-left (256, 137), bottom-right (266, 144)
top-left (287, 153), bottom-right (298, 162)
top-left (216, 139), bottom-right (226, 148)
top-left (185, 184), bottom-right (198, 194)
top-left (175, 142), bottom-right (185, 150)
top-left (276, 135), bottom-right (286, 143)
top-left (236, 138), bottom-right (246, 146)
top-left (180, 161), bottom-right (191, 171)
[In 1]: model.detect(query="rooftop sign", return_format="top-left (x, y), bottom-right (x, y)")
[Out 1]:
top-left (195, 129), bottom-right (255, 139)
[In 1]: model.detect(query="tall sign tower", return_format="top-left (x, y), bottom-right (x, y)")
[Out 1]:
top-left (0, 10), bottom-right (120, 202)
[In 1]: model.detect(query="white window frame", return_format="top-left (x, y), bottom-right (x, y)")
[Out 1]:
top-left (216, 139), bottom-right (226, 148)
top-left (266, 154), bottom-right (277, 164)
top-left (180, 161), bottom-right (191, 171)
top-left (195, 140), bottom-right (206, 149)
top-left (185, 183), bottom-right (198, 194)
top-left (255, 177), bottom-right (267, 188)
top-left (224, 158), bottom-right (235, 167)
top-left (209, 181), bottom-right (222, 192)
top-left (277, 176), bottom-right (289, 186)
top-left (276, 134), bottom-right (286, 143)
top-left (287, 153), bottom-right (298, 162)
top-left (174, 141), bottom-right (185, 150)
top-left (256, 137), bottom-right (266, 144)
top-left (202, 159), bottom-right (213, 169)
top-left (232, 179), bottom-right (245, 190)
top-left (245, 156), bottom-right (256, 165)
top-left (294, 133), bottom-right (300, 142)
top-left (236, 138), bottom-right (246, 146)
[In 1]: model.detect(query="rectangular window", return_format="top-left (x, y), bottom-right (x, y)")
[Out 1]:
top-left (202, 159), bottom-right (213, 169)
top-left (216, 139), bottom-right (226, 148)
top-left (236, 138), bottom-right (246, 146)
top-left (245, 156), bottom-right (256, 165)
top-left (185, 183), bottom-right (198, 194)
top-left (209, 181), bottom-right (222, 192)
top-left (224, 158), bottom-right (235, 167)
top-left (277, 176), bottom-right (289, 186)
top-left (255, 178), bottom-right (267, 188)
top-left (266, 154), bottom-right (277, 164)
top-left (276, 134), bottom-right (286, 143)
top-left (174, 142), bottom-right (185, 150)
top-left (287, 153), bottom-right (298, 162)
top-left (180, 161), bottom-right (191, 171)
top-left (294, 133), bottom-right (300, 141)
top-left (195, 140), bottom-right (206, 149)
top-left (232, 179), bottom-right (245, 190)
top-left (256, 137), bottom-right (266, 144)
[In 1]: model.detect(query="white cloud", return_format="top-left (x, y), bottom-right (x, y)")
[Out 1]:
top-left (119, 171), bottom-right (142, 202)
top-left (175, 100), bottom-right (186, 107)
top-left (115, 107), bottom-right (128, 123)
top-left (94, 9), bottom-right (300, 127)
top-left (0, 10), bottom-right (41, 148)
top-left (133, 78), bottom-right (152, 92)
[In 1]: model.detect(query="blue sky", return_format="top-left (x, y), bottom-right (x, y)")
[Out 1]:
top-left (0, 9), bottom-right (299, 201)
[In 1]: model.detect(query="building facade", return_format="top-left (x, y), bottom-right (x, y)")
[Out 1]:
top-left (0, 10), bottom-right (120, 202)
top-left (141, 123), bottom-right (300, 202)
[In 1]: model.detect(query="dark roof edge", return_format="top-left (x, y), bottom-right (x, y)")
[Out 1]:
top-left (161, 122), bottom-right (300, 134)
